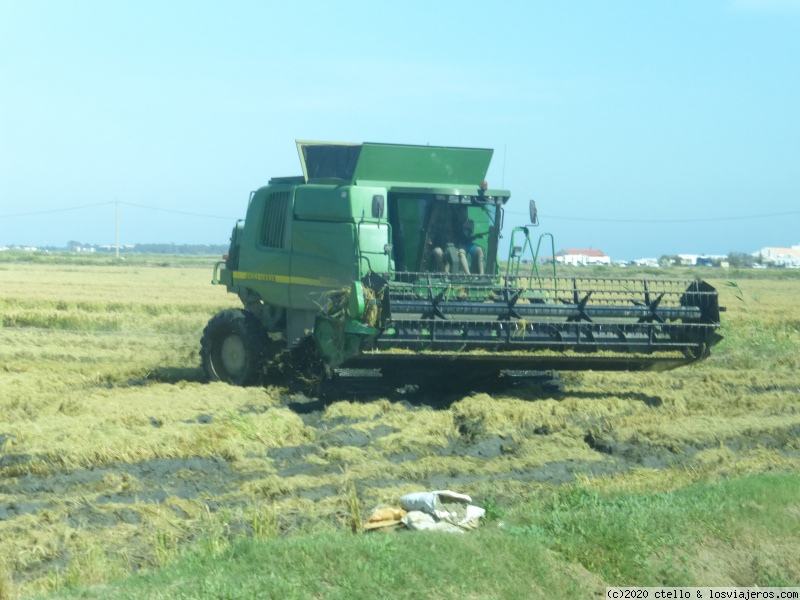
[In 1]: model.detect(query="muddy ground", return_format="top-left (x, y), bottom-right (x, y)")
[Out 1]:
top-left (3, 382), bottom-right (797, 516)
top-left (2, 378), bottom-right (799, 590)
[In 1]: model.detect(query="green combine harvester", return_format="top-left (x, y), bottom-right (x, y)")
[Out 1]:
top-left (201, 141), bottom-right (722, 390)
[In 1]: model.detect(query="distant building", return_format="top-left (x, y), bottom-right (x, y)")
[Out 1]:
top-left (678, 254), bottom-right (700, 265)
top-left (555, 248), bottom-right (611, 266)
top-left (754, 246), bottom-right (800, 267)
top-left (633, 258), bottom-right (660, 267)
top-left (678, 254), bottom-right (727, 267)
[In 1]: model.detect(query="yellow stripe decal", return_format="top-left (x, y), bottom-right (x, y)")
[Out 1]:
top-left (232, 271), bottom-right (338, 287)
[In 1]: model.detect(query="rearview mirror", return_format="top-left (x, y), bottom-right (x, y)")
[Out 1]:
top-left (529, 199), bottom-right (539, 226)
top-left (372, 195), bottom-right (385, 219)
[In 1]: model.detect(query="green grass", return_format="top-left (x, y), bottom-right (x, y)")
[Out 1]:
top-left (49, 532), bottom-right (574, 600)
top-left (37, 473), bottom-right (800, 599)
top-left (512, 473), bottom-right (800, 585)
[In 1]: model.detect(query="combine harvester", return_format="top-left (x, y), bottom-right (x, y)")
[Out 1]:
top-left (202, 141), bottom-right (722, 391)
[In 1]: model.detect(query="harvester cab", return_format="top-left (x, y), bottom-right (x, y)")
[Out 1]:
top-left (202, 141), bottom-right (722, 389)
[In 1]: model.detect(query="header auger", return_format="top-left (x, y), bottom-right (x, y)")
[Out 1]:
top-left (201, 141), bottom-right (722, 391)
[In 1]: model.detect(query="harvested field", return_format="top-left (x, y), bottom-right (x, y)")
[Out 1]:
top-left (1, 260), bottom-right (799, 595)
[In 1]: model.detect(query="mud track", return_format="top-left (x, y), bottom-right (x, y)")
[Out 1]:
top-left (2, 382), bottom-right (800, 588)
top-left (4, 384), bottom-right (798, 518)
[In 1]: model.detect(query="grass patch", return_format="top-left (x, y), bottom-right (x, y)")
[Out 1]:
top-left (509, 472), bottom-right (800, 587)
top-left (39, 527), bottom-right (583, 599)
top-left (38, 473), bottom-right (800, 599)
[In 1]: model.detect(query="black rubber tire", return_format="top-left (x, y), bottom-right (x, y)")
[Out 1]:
top-left (200, 309), bottom-right (269, 386)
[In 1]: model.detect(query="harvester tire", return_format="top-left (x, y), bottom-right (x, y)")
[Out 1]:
top-left (201, 309), bottom-right (270, 386)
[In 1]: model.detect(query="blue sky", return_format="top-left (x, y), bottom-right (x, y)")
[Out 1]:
top-left (1, 0), bottom-right (798, 259)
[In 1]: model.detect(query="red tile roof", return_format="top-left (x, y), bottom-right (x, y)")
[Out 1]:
top-left (763, 247), bottom-right (800, 259)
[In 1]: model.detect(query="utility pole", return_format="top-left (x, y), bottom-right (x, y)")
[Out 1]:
top-left (115, 197), bottom-right (120, 259)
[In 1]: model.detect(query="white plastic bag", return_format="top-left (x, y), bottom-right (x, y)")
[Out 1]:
top-left (402, 510), bottom-right (465, 534)
top-left (400, 490), bottom-right (472, 519)
top-left (399, 490), bottom-right (486, 530)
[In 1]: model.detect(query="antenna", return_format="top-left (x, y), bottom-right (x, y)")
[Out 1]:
top-left (501, 144), bottom-right (507, 188)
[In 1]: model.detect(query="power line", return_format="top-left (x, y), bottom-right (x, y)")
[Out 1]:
top-left (504, 208), bottom-right (800, 223)
top-left (1, 201), bottom-right (236, 220)
top-left (0, 201), bottom-right (114, 218)
top-left (120, 201), bottom-right (234, 220)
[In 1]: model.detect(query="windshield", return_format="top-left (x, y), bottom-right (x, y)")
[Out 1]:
top-left (387, 194), bottom-right (500, 274)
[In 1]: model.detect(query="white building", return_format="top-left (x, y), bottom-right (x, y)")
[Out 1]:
top-left (555, 248), bottom-right (611, 266)
top-left (677, 254), bottom-right (700, 265)
top-left (633, 258), bottom-right (660, 267)
top-left (754, 246), bottom-right (800, 267)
